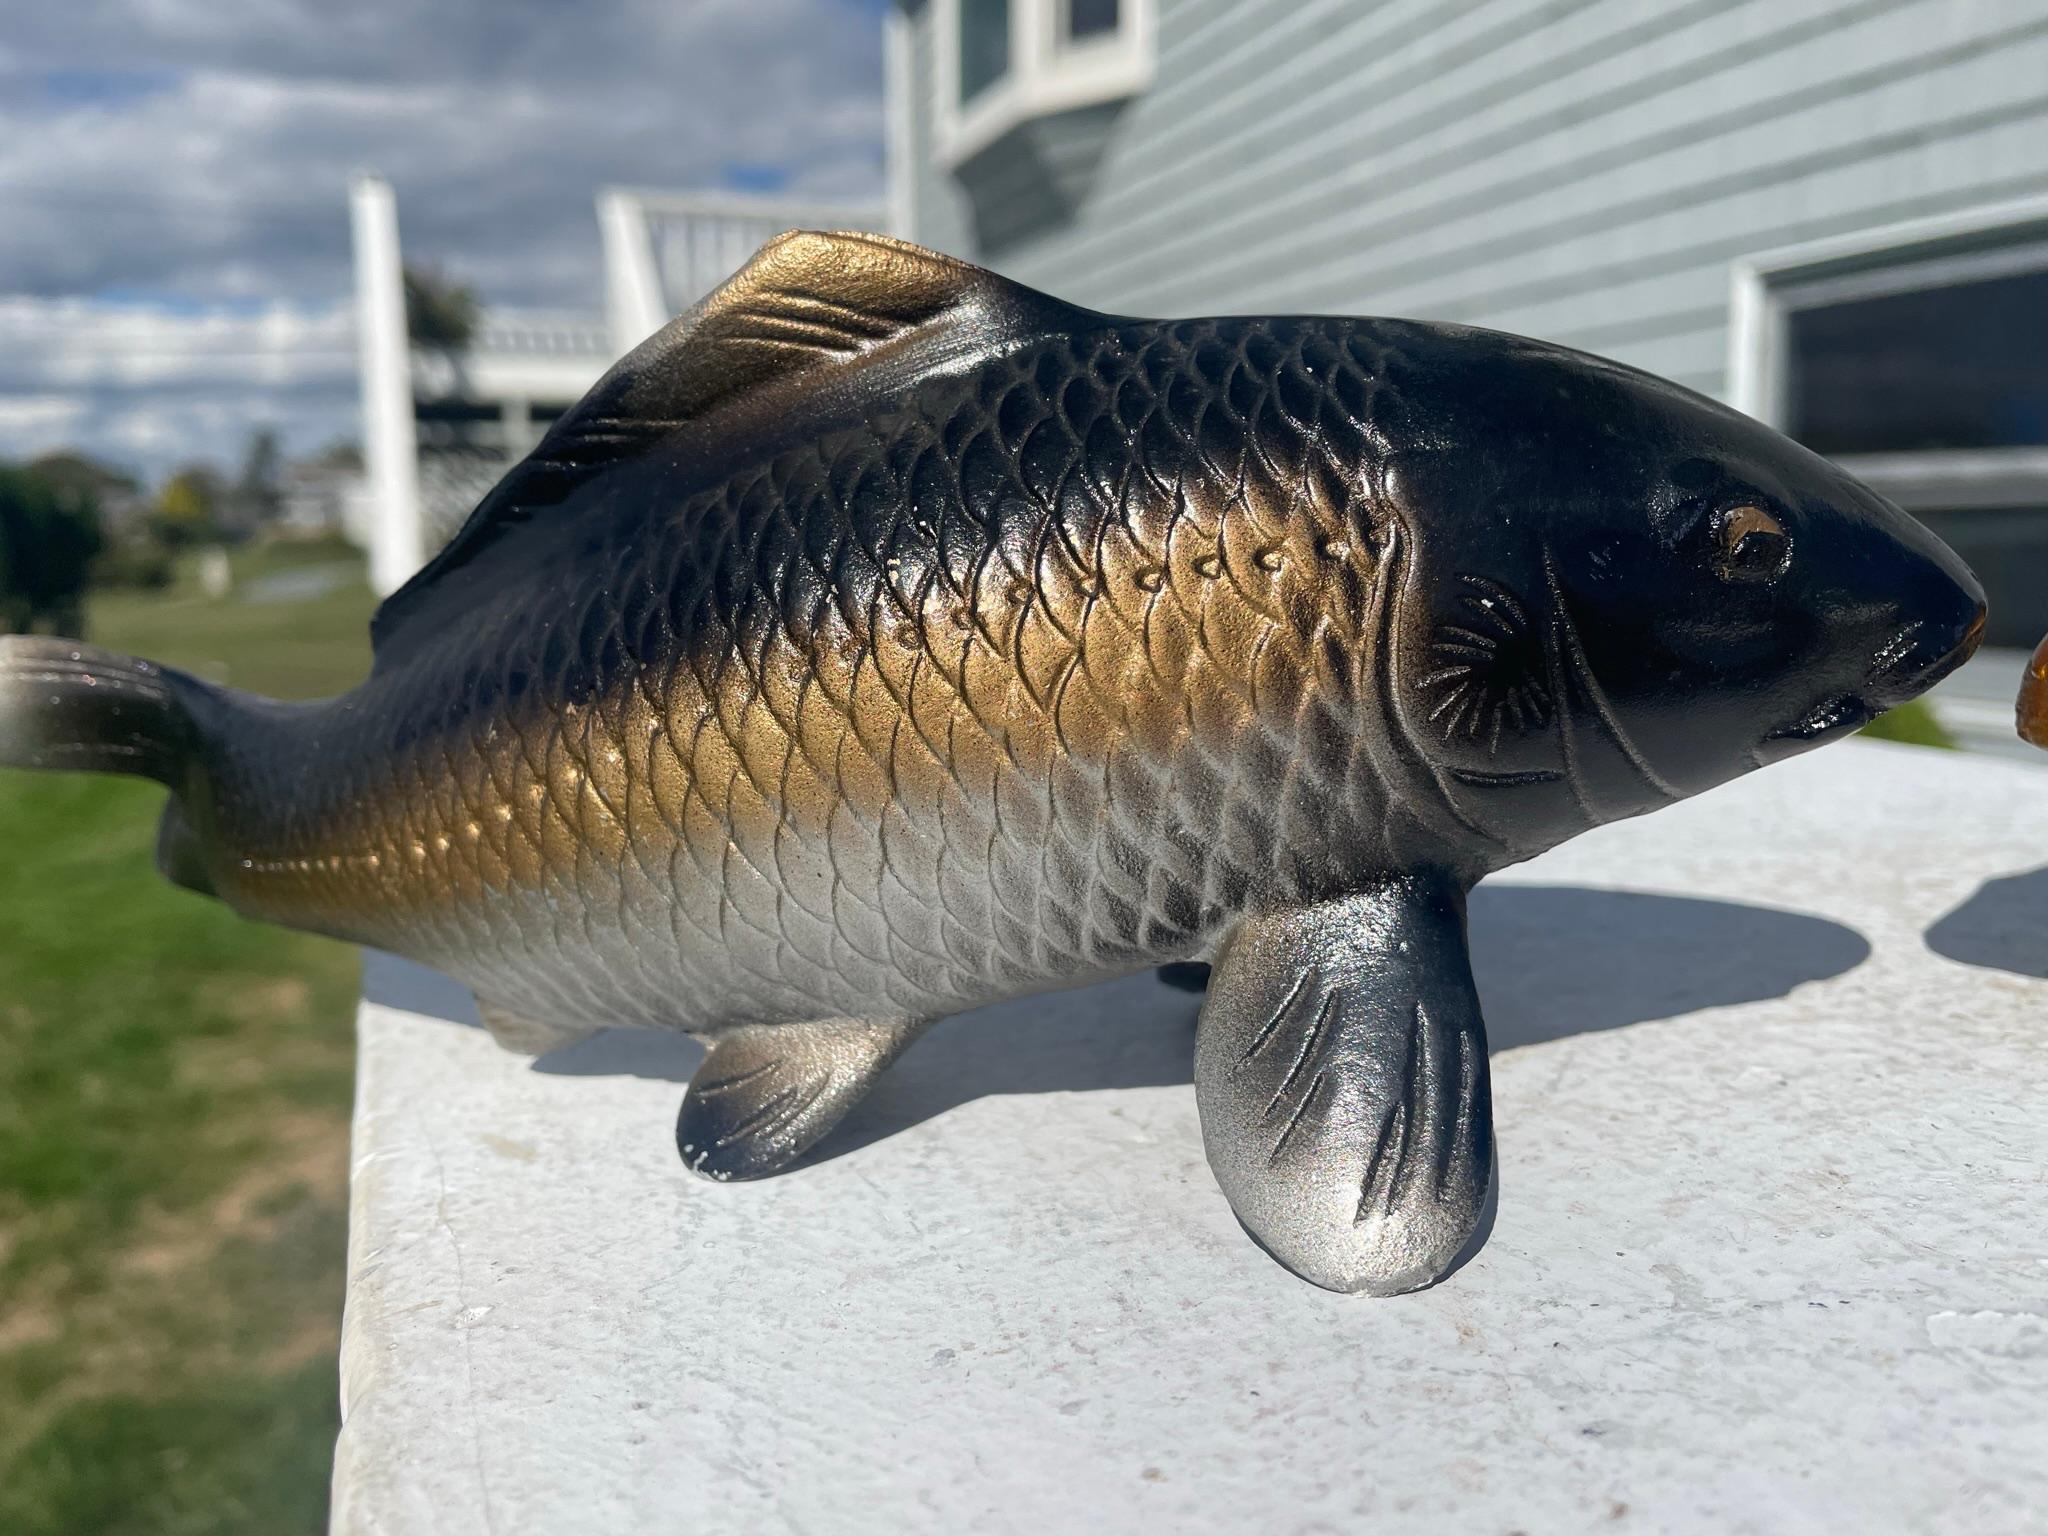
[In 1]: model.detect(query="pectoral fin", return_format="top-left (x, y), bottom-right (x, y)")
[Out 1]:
top-left (1195, 877), bottom-right (1492, 1295)
top-left (678, 1016), bottom-right (928, 1181)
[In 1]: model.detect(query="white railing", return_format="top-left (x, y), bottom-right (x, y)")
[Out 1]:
top-left (409, 307), bottom-right (614, 426)
top-left (473, 309), bottom-right (616, 359)
top-left (596, 188), bottom-right (889, 356)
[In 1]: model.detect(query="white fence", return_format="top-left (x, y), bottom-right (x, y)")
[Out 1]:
top-left (597, 189), bottom-right (890, 358)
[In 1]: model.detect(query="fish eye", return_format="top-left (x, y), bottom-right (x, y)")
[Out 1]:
top-left (1711, 504), bottom-right (1789, 584)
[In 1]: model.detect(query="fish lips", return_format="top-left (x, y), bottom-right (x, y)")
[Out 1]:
top-left (1757, 608), bottom-right (1986, 764)
top-left (1757, 692), bottom-right (1874, 762)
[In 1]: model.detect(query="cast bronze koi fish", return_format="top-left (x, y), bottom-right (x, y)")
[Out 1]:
top-left (0, 233), bottom-right (1984, 1292)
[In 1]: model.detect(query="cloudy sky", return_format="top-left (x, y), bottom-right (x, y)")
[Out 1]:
top-left (0, 0), bottom-right (887, 482)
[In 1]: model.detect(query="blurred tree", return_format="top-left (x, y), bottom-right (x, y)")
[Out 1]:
top-left (0, 462), bottom-right (105, 635)
top-left (404, 264), bottom-right (479, 395)
top-left (304, 437), bottom-right (364, 473)
top-left (29, 450), bottom-right (141, 516)
top-left (29, 452), bottom-right (165, 591)
top-left (228, 427), bottom-right (285, 533)
top-left (153, 464), bottom-right (226, 548)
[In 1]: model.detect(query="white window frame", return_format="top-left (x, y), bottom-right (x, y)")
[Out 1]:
top-left (1727, 193), bottom-right (2048, 514)
top-left (934, 0), bottom-right (1155, 168)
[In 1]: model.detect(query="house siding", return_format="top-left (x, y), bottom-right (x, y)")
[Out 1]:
top-left (898, 0), bottom-right (2048, 400)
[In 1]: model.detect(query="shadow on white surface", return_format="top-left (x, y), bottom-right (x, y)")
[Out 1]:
top-left (360, 883), bottom-right (1871, 1166)
top-left (1470, 883), bottom-right (1870, 1048)
top-left (820, 883), bottom-right (1870, 1162)
top-left (360, 950), bottom-right (480, 1023)
top-left (1925, 864), bottom-right (2048, 979)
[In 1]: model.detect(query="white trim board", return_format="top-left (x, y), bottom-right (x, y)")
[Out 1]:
top-left (933, 0), bottom-right (1155, 168)
top-left (1727, 191), bottom-right (2048, 426)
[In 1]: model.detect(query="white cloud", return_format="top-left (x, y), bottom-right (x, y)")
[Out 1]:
top-left (0, 295), bottom-right (355, 388)
top-left (0, 0), bottom-right (886, 476)
top-left (0, 293), bottom-right (356, 474)
top-left (0, 393), bottom-right (90, 453)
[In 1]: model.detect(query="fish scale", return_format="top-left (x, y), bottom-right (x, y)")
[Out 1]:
top-left (181, 315), bottom-right (1395, 1037)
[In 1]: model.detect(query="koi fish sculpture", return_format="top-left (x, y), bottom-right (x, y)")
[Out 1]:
top-left (0, 233), bottom-right (1985, 1294)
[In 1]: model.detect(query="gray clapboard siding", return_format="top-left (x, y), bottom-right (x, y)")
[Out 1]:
top-left (900, 0), bottom-right (2048, 399)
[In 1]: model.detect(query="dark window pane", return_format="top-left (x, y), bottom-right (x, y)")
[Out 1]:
top-left (1786, 267), bottom-right (2048, 454)
top-left (960, 0), bottom-right (1010, 104)
top-left (1067, 0), bottom-right (1120, 40)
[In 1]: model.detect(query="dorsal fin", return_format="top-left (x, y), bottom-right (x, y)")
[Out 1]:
top-left (370, 230), bottom-right (1108, 659)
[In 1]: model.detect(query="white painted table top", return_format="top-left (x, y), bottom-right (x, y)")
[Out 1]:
top-left (332, 739), bottom-right (2048, 1535)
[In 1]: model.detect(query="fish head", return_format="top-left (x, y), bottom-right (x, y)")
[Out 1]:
top-left (1372, 321), bottom-right (1985, 855)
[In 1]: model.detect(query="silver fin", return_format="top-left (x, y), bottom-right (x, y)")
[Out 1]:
top-left (1194, 878), bottom-right (1492, 1296)
top-left (677, 1015), bottom-right (928, 1181)
top-left (476, 999), bottom-right (599, 1057)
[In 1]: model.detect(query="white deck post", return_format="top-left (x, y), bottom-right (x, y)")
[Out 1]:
top-left (885, 7), bottom-right (917, 239)
top-left (350, 174), bottom-right (424, 596)
top-left (598, 189), bottom-right (672, 357)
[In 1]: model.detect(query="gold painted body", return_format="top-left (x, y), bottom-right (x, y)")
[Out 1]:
top-left (190, 311), bottom-right (1406, 1036)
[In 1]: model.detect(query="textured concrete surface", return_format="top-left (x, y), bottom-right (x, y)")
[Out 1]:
top-left (333, 740), bottom-right (2048, 1535)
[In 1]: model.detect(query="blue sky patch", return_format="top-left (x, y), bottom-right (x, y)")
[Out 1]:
top-left (32, 67), bottom-right (180, 111)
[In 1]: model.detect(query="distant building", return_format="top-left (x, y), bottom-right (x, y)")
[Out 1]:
top-left (278, 457), bottom-right (363, 537)
top-left (884, 0), bottom-right (2048, 647)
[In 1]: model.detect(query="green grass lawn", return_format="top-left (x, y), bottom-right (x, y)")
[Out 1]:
top-left (0, 539), bottom-right (373, 1536)
top-left (1860, 697), bottom-right (1954, 749)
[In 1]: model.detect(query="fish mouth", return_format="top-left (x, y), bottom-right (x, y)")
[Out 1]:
top-left (1760, 693), bottom-right (1873, 760)
top-left (1757, 606), bottom-right (1986, 764)
top-left (1868, 608), bottom-right (1985, 703)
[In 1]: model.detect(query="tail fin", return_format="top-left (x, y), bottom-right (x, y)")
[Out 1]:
top-left (0, 636), bottom-right (202, 788)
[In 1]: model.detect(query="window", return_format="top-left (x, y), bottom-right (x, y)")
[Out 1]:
top-left (1066, 0), bottom-right (1120, 41)
top-left (1730, 198), bottom-right (2048, 648)
top-left (1785, 269), bottom-right (2048, 456)
top-left (959, 0), bottom-right (1010, 105)
top-left (936, 0), bottom-right (1154, 166)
